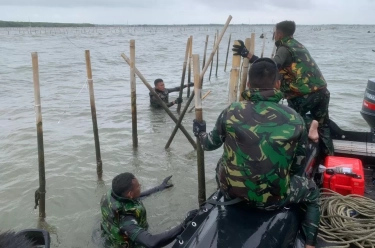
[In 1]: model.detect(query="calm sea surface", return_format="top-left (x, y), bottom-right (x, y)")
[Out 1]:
top-left (0, 23), bottom-right (374, 247)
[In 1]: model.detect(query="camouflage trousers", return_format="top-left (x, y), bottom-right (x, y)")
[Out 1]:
top-left (287, 88), bottom-right (334, 155)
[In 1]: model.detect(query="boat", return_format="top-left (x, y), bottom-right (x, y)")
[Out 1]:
top-left (172, 78), bottom-right (375, 248)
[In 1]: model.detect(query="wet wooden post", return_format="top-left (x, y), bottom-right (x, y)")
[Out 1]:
top-left (85, 50), bottom-right (103, 178)
top-left (121, 54), bottom-right (197, 150)
top-left (224, 33), bottom-right (231, 72)
top-left (261, 33), bottom-right (266, 58)
top-left (239, 38), bottom-right (251, 101)
top-left (164, 15), bottom-right (232, 149)
top-left (215, 30), bottom-right (219, 77)
top-left (208, 32), bottom-right (216, 81)
top-left (187, 36), bottom-right (193, 98)
top-left (271, 27), bottom-right (276, 58)
top-left (193, 54), bottom-right (206, 205)
top-left (202, 35), bottom-right (209, 70)
top-left (177, 37), bottom-right (191, 113)
top-left (229, 41), bottom-right (241, 103)
top-left (130, 40), bottom-right (138, 147)
top-left (31, 52), bottom-right (46, 219)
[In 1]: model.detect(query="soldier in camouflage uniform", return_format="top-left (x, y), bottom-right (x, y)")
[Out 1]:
top-left (233, 20), bottom-right (334, 156)
top-left (100, 173), bottom-right (198, 248)
top-left (149, 78), bottom-right (194, 108)
top-left (193, 58), bottom-right (320, 248)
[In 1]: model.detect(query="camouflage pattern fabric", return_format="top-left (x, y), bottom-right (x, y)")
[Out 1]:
top-left (149, 89), bottom-right (171, 108)
top-left (199, 88), bottom-right (307, 207)
top-left (100, 190), bottom-right (148, 248)
top-left (288, 87), bottom-right (334, 155)
top-left (276, 36), bottom-right (327, 99)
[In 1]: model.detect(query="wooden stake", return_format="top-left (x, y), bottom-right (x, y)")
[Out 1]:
top-left (187, 35), bottom-right (193, 98)
top-left (208, 32), bottom-right (216, 81)
top-left (31, 52), bottom-right (46, 219)
top-left (177, 37), bottom-right (191, 113)
top-left (193, 54), bottom-right (206, 205)
top-left (130, 40), bottom-right (138, 147)
top-left (215, 30), bottom-right (219, 77)
top-left (121, 53), bottom-right (197, 150)
top-left (229, 41), bottom-right (241, 103)
top-left (164, 15), bottom-right (232, 149)
top-left (239, 38), bottom-right (251, 101)
top-left (202, 35), bottom-right (209, 71)
top-left (85, 50), bottom-right (103, 178)
top-left (224, 34), bottom-right (231, 72)
top-left (260, 33), bottom-right (266, 58)
top-left (188, 90), bottom-right (212, 113)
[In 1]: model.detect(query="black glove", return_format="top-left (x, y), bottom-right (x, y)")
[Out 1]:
top-left (182, 209), bottom-right (199, 229)
top-left (232, 40), bottom-right (249, 58)
top-left (187, 82), bottom-right (194, 87)
top-left (193, 119), bottom-right (206, 137)
top-left (174, 98), bottom-right (183, 104)
top-left (160, 175), bottom-right (174, 190)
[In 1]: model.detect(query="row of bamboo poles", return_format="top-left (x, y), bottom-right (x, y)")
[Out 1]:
top-left (30, 15), bottom-right (277, 220)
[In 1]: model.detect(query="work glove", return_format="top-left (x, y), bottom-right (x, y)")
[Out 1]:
top-left (232, 40), bottom-right (249, 58)
top-left (182, 209), bottom-right (199, 229)
top-left (159, 175), bottom-right (174, 190)
top-left (174, 98), bottom-right (183, 104)
top-left (193, 119), bottom-right (206, 137)
top-left (187, 82), bottom-right (194, 87)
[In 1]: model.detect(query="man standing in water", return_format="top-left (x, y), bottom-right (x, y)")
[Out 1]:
top-left (233, 20), bottom-right (334, 156)
top-left (150, 78), bottom-right (194, 108)
top-left (193, 58), bottom-right (320, 248)
top-left (100, 173), bottom-right (198, 248)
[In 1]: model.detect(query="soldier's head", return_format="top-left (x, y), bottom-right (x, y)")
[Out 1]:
top-left (112, 172), bottom-right (141, 199)
top-left (154, 78), bottom-right (165, 91)
top-left (0, 231), bottom-right (35, 248)
top-left (248, 58), bottom-right (280, 89)
top-left (275, 20), bottom-right (296, 41)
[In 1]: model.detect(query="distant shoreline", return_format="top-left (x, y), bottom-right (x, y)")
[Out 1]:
top-left (0, 20), bottom-right (95, 28)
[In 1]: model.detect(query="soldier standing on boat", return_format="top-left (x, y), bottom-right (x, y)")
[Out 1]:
top-left (149, 78), bottom-right (194, 108)
top-left (233, 20), bottom-right (334, 156)
top-left (100, 172), bottom-right (198, 248)
top-left (193, 58), bottom-right (320, 248)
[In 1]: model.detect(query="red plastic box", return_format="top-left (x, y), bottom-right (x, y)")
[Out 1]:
top-left (323, 156), bottom-right (365, 196)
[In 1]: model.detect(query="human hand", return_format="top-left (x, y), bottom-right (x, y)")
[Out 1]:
top-left (174, 98), bottom-right (183, 104)
top-left (160, 175), bottom-right (173, 189)
top-left (232, 40), bottom-right (249, 58)
top-left (193, 119), bottom-right (206, 137)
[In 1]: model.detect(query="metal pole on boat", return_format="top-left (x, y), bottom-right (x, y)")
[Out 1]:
top-left (177, 37), bottom-right (191, 113)
top-left (85, 50), bottom-right (103, 179)
top-left (121, 53), bottom-right (197, 150)
top-left (224, 33), bottom-right (231, 72)
top-left (239, 38), bottom-right (251, 101)
top-left (187, 36), bottom-right (193, 98)
top-left (31, 52), bottom-right (46, 219)
top-left (130, 40), bottom-right (138, 147)
top-left (193, 54), bottom-right (206, 205)
top-left (229, 41), bottom-right (242, 103)
top-left (215, 30), bottom-right (219, 77)
top-left (164, 15), bottom-right (233, 149)
top-left (208, 32), bottom-right (216, 81)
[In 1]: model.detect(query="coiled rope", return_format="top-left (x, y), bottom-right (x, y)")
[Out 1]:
top-left (318, 189), bottom-right (375, 248)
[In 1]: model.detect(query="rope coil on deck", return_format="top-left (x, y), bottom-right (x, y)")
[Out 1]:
top-left (318, 189), bottom-right (375, 248)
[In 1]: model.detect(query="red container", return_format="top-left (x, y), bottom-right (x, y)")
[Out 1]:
top-left (323, 156), bottom-right (365, 196)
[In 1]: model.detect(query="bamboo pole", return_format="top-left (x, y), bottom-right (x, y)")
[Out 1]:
top-left (31, 52), bottom-right (46, 219)
top-left (188, 90), bottom-right (212, 113)
top-left (130, 40), bottom-right (138, 147)
top-left (121, 53), bottom-right (197, 150)
top-left (187, 35), bottom-right (193, 98)
top-left (215, 30), bottom-right (219, 77)
top-left (193, 54), bottom-right (206, 205)
top-left (85, 50), bottom-right (103, 178)
top-left (164, 15), bottom-right (232, 149)
top-left (260, 33), bottom-right (266, 58)
top-left (229, 41), bottom-right (242, 103)
top-left (208, 32), bottom-right (216, 81)
top-left (177, 37), bottom-right (191, 113)
top-left (239, 38), bottom-right (251, 101)
top-left (202, 35), bottom-right (209, 71)
top-left (224, 34), bottom-right (231, 72)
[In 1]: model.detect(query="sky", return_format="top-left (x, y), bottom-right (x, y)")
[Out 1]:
top-left (0, 0), bottom-right (374, 25)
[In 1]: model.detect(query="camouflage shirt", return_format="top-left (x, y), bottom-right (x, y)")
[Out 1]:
top-left (198, 89), bottom-right (307, 208)
top-left (149, 86), bottom-right (182, 108)
top-left (276, 36), bottom-right (327, 99)
top-left (100, 190), bottom-right (148, 248)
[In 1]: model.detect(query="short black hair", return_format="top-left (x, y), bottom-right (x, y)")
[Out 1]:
top-left (276, 20), bottom-right (296, 37)
top-left (154, 78), bottom-right (164, 86)
top-left (248, 59), bottom-right (278, 88)
top-left (112, 172), bottom-right (136, 196)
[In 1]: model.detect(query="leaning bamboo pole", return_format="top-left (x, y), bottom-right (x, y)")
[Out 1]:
top-left (85, 50), bottom-right (103, 178)
top-left (130, 40), bottom-right (138, 147)
top-left (260, 33), bottom-right (266, 58)
top-left (202, 35), bottom-right (209, 71)
top-left (208, 32), bottom-right (216, 81)
top-left (215, 30), bottom-right (219, 77)
top-left (177, 37), bottom-right (191, 113)
top-left (31, 52), bottom-right (46, 219)
top-left (224, 34), bottom-right (231, 72)
top-left (239, 38), bottom-right (251, 101)
top-left (187, 35), bottom-right (193, 98)
top-left (229, 41), bottom-right (242, 103)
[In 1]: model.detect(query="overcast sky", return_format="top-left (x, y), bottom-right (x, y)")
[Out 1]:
top-left (0, 0), bottom-right (374, 25)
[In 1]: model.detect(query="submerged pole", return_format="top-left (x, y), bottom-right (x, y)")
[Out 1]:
top-left (224, 33), bottom-right (231, 72)
top-left (31, 52), bottom-right (46, 219)
top-left (130, 40), bottom-right (138, 147)
top-left (215, 30), bottom-right (219, 77)
top-left (187, 35), bottom-right (193, 98)
top-left (177, 37), bottom-right (191, 113)
top-left (193, 54), bottom-right (206, 205)
top-left (202, 35), bottom-right (209, 71)
top-left (208, 32), bottom-right (216, 81)
top-left (85, 50), bottom-right (103, 178)
top-left (261, 33), bottom-right (266, 58)
top-left (229, 41), bottom-right (241, 103)
top-left (239, 38), bottom-right (251, 101)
